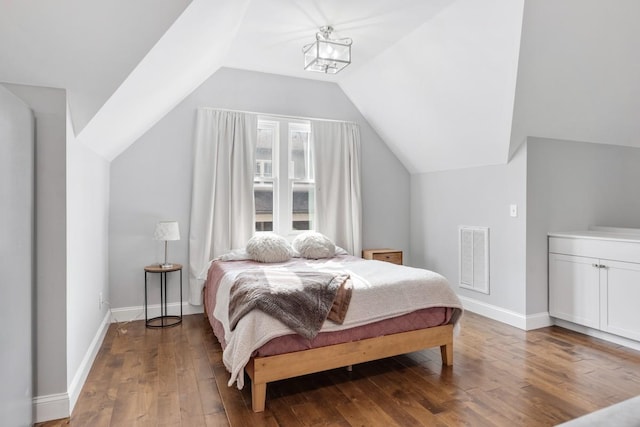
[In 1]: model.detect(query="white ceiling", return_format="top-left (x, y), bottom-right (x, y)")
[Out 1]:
top-left (509, 0), bottom-right (640, 158)
top-left (2, 0), bottom-right (640, 173)
top-left (0, 0), bottom-right (191, 134)
top-left (79, 0), bottom-right (251, 160)
top-left (340, 0), bottom-right (524, 173)
top-left (224, 0), bottom-right (455, 81)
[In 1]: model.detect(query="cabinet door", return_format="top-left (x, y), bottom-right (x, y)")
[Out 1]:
top-left (601, 259), bottom-right (640, 341)
top-left (549, 253), bottom-right (600, 328)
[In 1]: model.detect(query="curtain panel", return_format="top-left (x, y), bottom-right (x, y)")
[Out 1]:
top-left (311, 120), bottom-right (362, 256)
top-left (188, 109), bottom-right (257, 305)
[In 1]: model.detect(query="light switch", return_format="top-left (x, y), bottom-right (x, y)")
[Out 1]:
top-left (510, 204), bottom-right (518, 217)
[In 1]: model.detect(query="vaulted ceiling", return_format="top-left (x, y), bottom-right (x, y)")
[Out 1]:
top-left (1, 0), bottom-right (639, 173)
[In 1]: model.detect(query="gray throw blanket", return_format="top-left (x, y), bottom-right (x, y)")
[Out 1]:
top-left (228, 269), bottom-right (351, 340)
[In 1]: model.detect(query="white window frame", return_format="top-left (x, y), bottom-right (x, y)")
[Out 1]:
top-left (254, 116), bottom-right (314, 237)
top-left (254, 120), bottom-right (279, 232)
top-left (287, 121), bottom-right (314, 234)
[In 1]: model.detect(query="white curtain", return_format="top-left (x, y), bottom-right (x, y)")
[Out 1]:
top-left (188, 109), bottom-right (257, 305)
top-left (312, 120), bottom-right (362, 256)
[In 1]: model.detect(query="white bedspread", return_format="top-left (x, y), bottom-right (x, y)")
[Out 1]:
top-left (213, 256), bottom-right (463, 389)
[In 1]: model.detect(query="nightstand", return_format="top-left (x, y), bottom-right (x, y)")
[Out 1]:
top-left (362, 249), bottom-right (403, 265)
top-left (144, 263), bottom-right (183, 328)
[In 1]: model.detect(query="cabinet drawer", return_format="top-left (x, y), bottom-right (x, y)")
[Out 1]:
top-left (372, 252), bottom-right (402, 265)
top-left (362, 249), bottom-right (403, 265)
top-left (549, 236), bottom-right (640, 263)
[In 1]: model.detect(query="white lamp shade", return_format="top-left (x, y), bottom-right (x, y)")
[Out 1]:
top-left (154, 221), bottom-right (180, 241)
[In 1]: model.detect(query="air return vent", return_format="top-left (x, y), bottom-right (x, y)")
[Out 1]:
top-left (459, 226), bottom-right (490, 294)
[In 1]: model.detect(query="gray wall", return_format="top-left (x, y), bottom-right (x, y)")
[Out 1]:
top-left (4, 83), bottom-right (110, 417)
top-left (410, 145), bottom-right (527, 314)
top-left (526, 137), bottom-right (640, 314)
top-left (509, 0), bottom-right (640, 158)
top-left (410, 135), bottom-right (640, 320)
top-left (109, 67), bottom-right (411, 310)
top-left (3, 84), bottom-right (68, 398)
top-left (66, 106), bottom-right (111, 407)
top-left (0, 85), bottom-right (34, 427)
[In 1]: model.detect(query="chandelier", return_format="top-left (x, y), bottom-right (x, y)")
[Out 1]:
top-left (303, 26), bottom-right (352, 74)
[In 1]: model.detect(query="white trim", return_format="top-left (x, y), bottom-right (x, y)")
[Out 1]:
top-left (458, 295), bottom-right (552, 331)
top-left (33, 392), bottom-right (69, 423)
top-left (34, 310), bottom-right (112, 423)
top-left (68, 310), bottom-right (111, 412)
top-left (33, 303), bottom-right (203, 423)
top-left (553, 318), bottom-right (640, 352)
top-left (525, 312), bottom-right (554, 330)
top-left (459, 295), bottom-right (526, 329)
top-left (110, 301), bottom-right (203, 323)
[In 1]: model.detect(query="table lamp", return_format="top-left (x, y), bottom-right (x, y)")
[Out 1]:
top-left (154, 221), bottom-right (180, 268)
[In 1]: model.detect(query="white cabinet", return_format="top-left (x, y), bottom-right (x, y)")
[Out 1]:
top-left (601, 260), bottom-right (640, 341)
top-left (549, 253), bottom-right (600, 329)
top-left (549, 229), bottom-right (640, 342)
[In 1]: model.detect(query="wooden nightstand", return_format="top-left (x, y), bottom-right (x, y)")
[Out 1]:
top-left (362, 249), bottom-right (403, 265)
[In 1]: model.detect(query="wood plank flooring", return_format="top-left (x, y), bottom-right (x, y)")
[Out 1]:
top-left (36, 312), bottom-right (640, 426)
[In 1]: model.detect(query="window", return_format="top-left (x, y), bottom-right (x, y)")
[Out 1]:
top-left (254, 118), bottom-right (315, 235)
top-left (254, 121), bottom-right (277, 231)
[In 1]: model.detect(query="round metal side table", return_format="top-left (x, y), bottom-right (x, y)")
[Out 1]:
top-left (144, 263), bottom-right (183, 328)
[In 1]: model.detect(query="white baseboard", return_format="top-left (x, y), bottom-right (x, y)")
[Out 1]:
top-left (454, 296), bottom-right (640, 351)
top-left (110, 301), bottom-right (203, 323)
top-left (68, 310), bottom-right (111, 412)
top-left (525, 311), bottom-right (554, 330)
top-left (33, 303), bottom-right (203, 423)
top-left (553, 319), bottom-right (640, 352)
top-left (458, 296), bottom-right (553, 331)
top-left (33, 310), bottom-right (112, 423)
top-left (33, 392), bottom-right (69, 423)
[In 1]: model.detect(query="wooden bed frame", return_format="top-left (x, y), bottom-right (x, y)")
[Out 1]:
top-left (244, 323), bottom-right (454, 412)
top-left (203, 281), bottom-right (455, 413)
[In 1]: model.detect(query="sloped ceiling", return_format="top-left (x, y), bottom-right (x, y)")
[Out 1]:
top-left (223, 0), bottom-right (456, 82)
top-left (2, 0), bottom-right (639, 172)
top-left (509, 0), bottom-right (640, 158)
top-left (340, 0), bottom-right (524, 173)
top-left (0, 0), bottom-right (192, 134)
top-left (224, 0), bottom-right (525, 174)
top-left (78, 0), bottom-right (251, 160)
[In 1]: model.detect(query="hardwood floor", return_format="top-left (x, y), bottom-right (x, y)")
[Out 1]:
top-left (36, 312), bottom-right (640, 426)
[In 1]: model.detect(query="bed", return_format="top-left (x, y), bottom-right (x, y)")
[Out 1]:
top-left (203, 250), bottom-right (463, 413)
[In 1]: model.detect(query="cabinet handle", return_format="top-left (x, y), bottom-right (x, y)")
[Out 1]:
top-left (592, 263), bottom-right (599, 268)
top-left (591, 263), bottom-right (608, 269)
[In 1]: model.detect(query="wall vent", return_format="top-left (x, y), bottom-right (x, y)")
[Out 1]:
top-left (459, 226), bottom-right (490, 294)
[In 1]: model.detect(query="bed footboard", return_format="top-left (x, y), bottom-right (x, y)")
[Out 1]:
top-left (245, 323), bottom-right (454, 412)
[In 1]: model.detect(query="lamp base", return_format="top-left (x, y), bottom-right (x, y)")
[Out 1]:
top-left (160, 263), bottom-right (174, 269)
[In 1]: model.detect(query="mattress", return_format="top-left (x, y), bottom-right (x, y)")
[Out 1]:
top-left (205, 255), bottom-right (457, 358)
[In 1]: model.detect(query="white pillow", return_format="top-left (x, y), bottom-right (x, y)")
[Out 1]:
top-left (292, 231), bottom-right (336, 259)
top-left (334, 246), bottom-right (348, 256)
top-left (217, 248), bottom-right (251, 261)
top-left (246, 233), bottom-right (293, 263)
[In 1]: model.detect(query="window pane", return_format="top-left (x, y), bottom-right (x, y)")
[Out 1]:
top-left (256, 127), bottom-right (274, 178)
top-left (254, 181), bottom-right (273, 232)
top-left (289, 127), bottom-right (312, 180)
top-left (292, 182), bottom-right (314, 231)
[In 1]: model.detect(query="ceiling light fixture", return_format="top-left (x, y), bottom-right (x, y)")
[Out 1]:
top-left (303, 26), bottom-right (352, 74)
